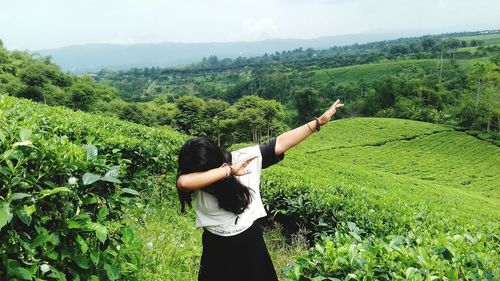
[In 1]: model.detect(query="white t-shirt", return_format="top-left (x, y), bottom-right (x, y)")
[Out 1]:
top-left (193, 138), bottom-right (284, 236)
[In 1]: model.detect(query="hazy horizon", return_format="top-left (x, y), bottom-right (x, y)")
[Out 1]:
top-left (1, 0), bottom-right (499, 51)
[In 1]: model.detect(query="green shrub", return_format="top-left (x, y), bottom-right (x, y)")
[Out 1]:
top-left (0, 96), bottom-right (187, 280)
top-left (257, 117), bottom-right (499, 280)
top-left (284, 227), bottom-right (499, 280)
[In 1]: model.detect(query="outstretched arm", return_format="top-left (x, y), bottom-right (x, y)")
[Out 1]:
top-left (177, 155), bottom-right (258, 191)
top-left (275, 99), bottom-right (344, 156)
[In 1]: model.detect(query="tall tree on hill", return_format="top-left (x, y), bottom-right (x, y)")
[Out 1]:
top-left (456, 63), bottom-right (500, 132)
top-left (204, 99), bottom-right (230, 146)
top-left (173, 95), bottom-right (206, 135)
top-left (293, 87), bottom-right (321, 124)
top-left (68, 76), bottom-right (99, 111)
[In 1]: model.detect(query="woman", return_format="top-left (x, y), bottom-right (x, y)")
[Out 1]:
top-left (176, 99), bottom-right (344, 281)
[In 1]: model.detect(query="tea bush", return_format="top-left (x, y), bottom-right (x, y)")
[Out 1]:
top-left (259, 118), bottom-right (499, 280)
top-left (0, 96), bottom-right (187, 280)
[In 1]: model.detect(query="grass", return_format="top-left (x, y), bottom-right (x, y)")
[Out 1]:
top-left (130, 178), bottom-right (309, 281)
top-left (133, 203), bottom-right (201, 281)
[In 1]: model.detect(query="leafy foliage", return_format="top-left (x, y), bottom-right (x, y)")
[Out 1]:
top-left (0, 95), bottom-right (187, 280)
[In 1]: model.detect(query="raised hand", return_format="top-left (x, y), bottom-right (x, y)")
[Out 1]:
top-left (230, 155), bottom-right (258, 176)
top-left (318, 99), bottom-right (344, 125)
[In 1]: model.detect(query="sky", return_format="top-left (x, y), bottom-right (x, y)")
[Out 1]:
top-left (1, 0), bottom-right (499, 50)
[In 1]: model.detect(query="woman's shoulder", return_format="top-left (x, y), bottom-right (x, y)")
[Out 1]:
top-left (230, 144), bottom-right (260, 160)
top-left (231, 144), bottom-right (260, 155)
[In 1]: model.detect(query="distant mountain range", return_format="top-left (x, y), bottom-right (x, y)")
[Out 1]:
top-left (35, 32), bottom-right (426, 73)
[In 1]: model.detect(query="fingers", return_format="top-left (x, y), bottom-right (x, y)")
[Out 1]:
top-left (239, 170), bottom-right (252, 176)
top-left (334, 99), bottom-right (344, 107)
top-left (234, 155), bottom-right (258, 172)
top-left (331, 99), bottom-right (344, 109)
top-left (242, 155), bottom-right (258, 164)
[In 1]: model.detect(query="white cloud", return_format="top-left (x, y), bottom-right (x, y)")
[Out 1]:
top-left (1, 0), bottom-right (499, 49)
top-left (241, 18), bottom-right (278, 40)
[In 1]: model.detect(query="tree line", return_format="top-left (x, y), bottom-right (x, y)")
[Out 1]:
top-left (1, 33), bottom-right (499, 147)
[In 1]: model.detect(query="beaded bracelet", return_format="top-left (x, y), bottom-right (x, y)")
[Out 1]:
top-left (306, 122), bottom-right (314, 133)
top-left (314, 117), bottom-right (321, 132)
top-left (220, 163), bottom-right (231, 178)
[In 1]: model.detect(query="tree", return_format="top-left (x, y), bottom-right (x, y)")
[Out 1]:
top-left (68, 76), bottom-right (99, 111)
top-left (293, 87), bottom-right (321, 124)
top-left (456, 63), bottom-right (500, 131)
top-left (173, 95), bottom-right (206, 135)
top-left (205, 99), bottom-right (230, 146)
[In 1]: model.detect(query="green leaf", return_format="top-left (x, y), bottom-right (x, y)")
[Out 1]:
top-left (122, 227), bottom-right (134, 244)
top-left (16, 207), bottom-right (32, 225)
top-left (68, 220), bottom-right (83, 229)
top-left (87, 222), bottom-right (108, 243)
top-left (24, 204), bottom-right (36, 216)
top-left (96, 225), bottom-right (108, 243)
top-left (12, 140), bottom-right (33, 147)
top-left (76, 235), bottom-right (88, 254)
top-left (47, 250), bottom-right (59, 260)
top-left (31, 227), bottom-right (49, 248)
top-left (349, 231), bottom-right (362, 242)
top-left (90, 249), bottom-right (100, 265)
top-left (89, 275), bottom-right (100, 281)
top-left (347, 222), bottom-right (357, 232)
top-left (100, 176), bottom-right (121, 184)
top-left (68, 268), bottom-right (81, 281)
top-left (105, 166), bottom-right (120, 177)
top-left (2, 148), bottom-right (15, 159)
top-left (73, 256), bottom-right (90, 269)
top-left (48, 233), bottom-right (60, 246)
top-left (85, 145), bottom-right (98, 160)
top-left (11, 266), bottom-right (33, 280)
top-left (10, 193), bottom-right (31, 201)
top-left (82, 196), bottom-right (98, 205)
top-left (5, 158), bottom-right (14, 171)
top-left (48, 267), bottom-right (67, 281)
top-left (0, 200), bottom-right (13, 231)
top-left (104, 263), bottom-right (120, 281)
top-left (97, 207), bottom-right (109, 222)
top-left (406, 267), bottom-right (418, 277)
top-left (19, 128), bottom-right (32, 141)
top-left (40, 187), bottom-right (70, 198)
top-left (82, 173), bottom-right (101, 186)
top-left (121, 188), bottom-right (139, 196)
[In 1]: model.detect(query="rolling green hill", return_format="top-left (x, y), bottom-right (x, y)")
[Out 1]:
top-left (1, 96), bottom-right (498, 280)
top-left (265, 118), bottom-right (499, 227)
top-left (456, 33), bottom-right (500, 45)
top-left (310, 58), bottom-right (490, 86)
top-left (261, 117), bottom-right (499, 279)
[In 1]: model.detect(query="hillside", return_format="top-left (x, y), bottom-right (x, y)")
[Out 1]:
top-left (310, 58), bottom-right (490, 86)
top-left (261, 117), bottom-right (500, 279)
top-left (1, 96), bottom-right (498, 280)
top-left (36, 32), bottom-right (415, 73)
top-left (93, 30), bottom-right (500, 103)
top-left (291, 118), bottom-right (499, 206)
top-left (265, 118), bottom-right (499, 229)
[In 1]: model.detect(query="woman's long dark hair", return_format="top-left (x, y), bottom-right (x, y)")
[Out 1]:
top-left (176, 137), bottom-right (252, 214)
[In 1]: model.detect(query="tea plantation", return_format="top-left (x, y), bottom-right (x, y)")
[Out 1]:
top-left (1, 95), bottom-right (499, 280)
top-left (262, 118), bottom-right (500, 280)
top-left (0, 95), bottom-right (188, 280)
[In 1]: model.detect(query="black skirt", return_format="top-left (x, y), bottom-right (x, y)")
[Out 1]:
top-left (198, 220), bottom-right (279, 281)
